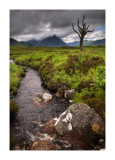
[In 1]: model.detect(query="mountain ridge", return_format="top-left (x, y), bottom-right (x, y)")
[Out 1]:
top-left (67, 38), bottom-right (105, 46)
top-left (10, 38), bottom-right (32, 47)
top-left (10, 36), bottom-right (105, 47)
top-left (23, 35), bottom-right (67, 47)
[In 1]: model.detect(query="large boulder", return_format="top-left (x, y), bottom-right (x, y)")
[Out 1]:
top-left (55, 103), bottom-right (104, 143)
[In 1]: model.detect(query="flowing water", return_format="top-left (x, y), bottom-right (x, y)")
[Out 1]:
top-left (11, 64), bottom-right (69, 149)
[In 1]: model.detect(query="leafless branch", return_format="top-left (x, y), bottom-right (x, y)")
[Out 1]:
top-left (77, 18), bottom-right (82, 31)
top-left (82, 15), bottom-right (86, 26)
top-left (87, 29), bottom-right (95, 33)
top-left (86, 25), bottom-right (90, 30)
top-left (72, 23), bottom-right (80, 38)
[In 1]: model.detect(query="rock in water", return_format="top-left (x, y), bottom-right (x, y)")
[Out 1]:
top-left (42, 93), bottom-right (52, 102)
top-left (33, 92), bottom-right (53, 106)
top-left (55, 103), bottom-right (104, 143)
top-left (36, 92), bottom-right (43, 98)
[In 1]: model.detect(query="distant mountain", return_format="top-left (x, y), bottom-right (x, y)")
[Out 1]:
top-left (67, 38), bottom-right (105, 46)
top-left (24, 35), bottom-right (67, 47)
top-left (83, 40), bottom-right (93, 46)
top-left (66, 40), bottom-right (93, 46)
top-left (67, 41), bottom-right (80, 46)
top-left (24, 39), bottom-right (40, 46)
top-left (10, 37), bottom-right (105, 47)
top-left (39, 35), bottom-right (67, 47)
top-left (10, 38), bottom-right (32, 47)
top-left (91, 38), bottom-right (105, 46)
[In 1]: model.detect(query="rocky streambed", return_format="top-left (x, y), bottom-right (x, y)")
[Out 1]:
top-left (10, 61), bottom-right (105, 150)
top-left (11, 67), bottom-right (70, 150)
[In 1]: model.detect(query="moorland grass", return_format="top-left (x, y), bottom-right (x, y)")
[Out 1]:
top-left (10, 63), bottom-right (27, 149)
top-left (10, 46), bottom-right (105, 119)
top-left (10, 63), bottom-right (26, 96)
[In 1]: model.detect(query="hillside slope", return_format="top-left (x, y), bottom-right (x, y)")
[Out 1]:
top-left (67, 38), bottom-right (105, 46)
top-left (10, 38), bottom-right (32, 47)
top-left (24, 35), bottom-right (67, 47)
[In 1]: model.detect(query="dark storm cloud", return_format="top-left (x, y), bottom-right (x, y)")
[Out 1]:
top-left (10, 10), bottom-right (105, 42)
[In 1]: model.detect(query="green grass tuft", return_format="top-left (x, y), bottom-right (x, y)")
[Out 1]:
top-left (10, 63), bottom-right (26, 96)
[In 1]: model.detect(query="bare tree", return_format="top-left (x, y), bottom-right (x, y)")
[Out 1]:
top-left (72, 15), bottom-right (94, 51)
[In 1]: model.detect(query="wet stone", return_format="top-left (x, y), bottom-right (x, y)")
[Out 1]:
top-left (33, 92), bottom-right (53, 106)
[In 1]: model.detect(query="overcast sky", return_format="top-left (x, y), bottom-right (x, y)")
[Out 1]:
top-left (10, 10), bottom-right (105, 43)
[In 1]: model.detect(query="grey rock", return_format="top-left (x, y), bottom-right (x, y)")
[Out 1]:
top-left (55, 103), bottom-right (104, 142)
top-left (33, 92), bottom-right (53, 105)
top-left (42, 93), bottom-right (52, 102)
top-left (36, 92), bottom-right (43, 98)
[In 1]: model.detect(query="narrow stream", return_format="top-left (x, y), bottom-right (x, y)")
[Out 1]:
top-left (11, 64), bottom-right (69, 149)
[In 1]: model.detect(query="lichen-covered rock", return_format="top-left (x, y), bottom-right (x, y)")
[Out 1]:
top-left (55, 103), bottom-right (104, 143)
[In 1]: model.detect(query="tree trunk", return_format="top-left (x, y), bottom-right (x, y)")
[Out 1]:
top-left (80, 39), bottom-right (83, 51)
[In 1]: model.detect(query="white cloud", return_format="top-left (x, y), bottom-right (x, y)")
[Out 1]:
top-left (62, 34), bottom-right (79, 43)
top-left (13, 24), bottom-right (74, 42)
top-left (62, 30), bottom-right (105, 43)
top-left (12, 21), bottom-right (105, 43)
top-left (84, 30), bottom-right (105, 41)
top-left (10, 10), bottom-right (105, 42)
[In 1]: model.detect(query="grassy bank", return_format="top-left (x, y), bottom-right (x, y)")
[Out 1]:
top-left (10, 62), bottom-right (27, 118)
top-left (10, 62), bottom-right (27, 149)
top-left (10, 62), bottom-right (27, 96)
top-left (10, 46), bottom-right (105, 119)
